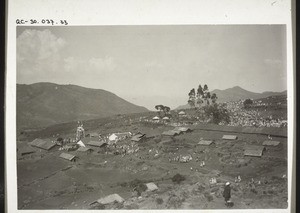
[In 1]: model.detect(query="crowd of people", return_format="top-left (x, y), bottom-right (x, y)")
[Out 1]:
top-left (107, 141), bottom-right (140, 156)
top-left (222, 100), bottom-right (287, 128)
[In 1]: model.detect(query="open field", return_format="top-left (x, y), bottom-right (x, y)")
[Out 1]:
top-left (17, 112), bottom-right (288, 210)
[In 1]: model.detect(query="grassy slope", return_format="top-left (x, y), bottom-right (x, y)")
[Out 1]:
top-left (17, 83), bottom-right (149, 129)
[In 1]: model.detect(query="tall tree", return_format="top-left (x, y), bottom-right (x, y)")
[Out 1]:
top-left (206, 92), bottom-right (211, 105)
top-left (188, 88), bottom-right (196, 108)
top-left (196, 85), bottom-right (204, 108)
top-left (202, 84), bottom-right (209, 105)
top-left (197, 85), bottom-right (204, 97)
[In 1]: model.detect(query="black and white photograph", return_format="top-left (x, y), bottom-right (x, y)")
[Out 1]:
top-left (15, 24), bottom-right (289, 210)
top-left (6, 0), bottom-right (294, 212)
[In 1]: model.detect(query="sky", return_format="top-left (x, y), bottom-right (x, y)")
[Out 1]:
top-left (16, 25), bottom-right (287, 110)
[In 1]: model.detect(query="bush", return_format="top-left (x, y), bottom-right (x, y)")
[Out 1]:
top-left (57, 137), bottom-right (63, 142)
top-left (202, 103), bottom-right (230, 124)
top-left (156, 197), bottom-right (164, 205)
top-left (172, 173), bottom-right (186, 184)
top-left (129, 179), bottom-right (147, 195)
top-left (136, 161), bottom-right (145, 166)
top-left (250, 188), bottom-right (258, 194)
top-left (244, 99), bottom-right (253, 108)
top-left (198, 184), bottom-right (206, 193)
top-left (204, 192), bottom-right (214, 202)
top-left (120, 182), bottom-right (127, 187)
top-left (166, 194), bottom-right (184, 209)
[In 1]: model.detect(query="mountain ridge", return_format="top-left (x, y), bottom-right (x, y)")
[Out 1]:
top-left (17, 82), bottom-right (149, 129)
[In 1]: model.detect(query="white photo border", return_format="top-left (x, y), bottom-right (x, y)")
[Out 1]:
top-left (6, 0), bottom-right (294, 212)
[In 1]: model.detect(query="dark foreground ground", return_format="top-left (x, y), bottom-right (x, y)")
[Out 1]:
top-left (16, 116), bottom-right (288, 210)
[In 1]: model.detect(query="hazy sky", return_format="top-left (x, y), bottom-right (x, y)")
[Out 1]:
top-left (17, 25), bottom-right (287, 109)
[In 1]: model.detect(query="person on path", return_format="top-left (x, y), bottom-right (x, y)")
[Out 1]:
top-left (223, 182), bottom-right (231, 206)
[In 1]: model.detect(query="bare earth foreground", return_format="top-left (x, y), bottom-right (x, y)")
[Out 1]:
top-left (17, 114), bottom-right (288, 210)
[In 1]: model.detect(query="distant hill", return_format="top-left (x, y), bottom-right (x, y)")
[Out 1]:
top-left (17, 83), bottom-right (149, 129)
top-left (176, 86), bottom-right (286, 110)
top-left (211, 86), bottom-right (286, 102)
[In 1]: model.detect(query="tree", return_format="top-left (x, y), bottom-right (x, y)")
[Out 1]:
top-left (211, 93), bottom-right (218, 103)
top-left (202, 84), bottom-right (210, 105)
top-left (243, 99), bottom-right (253, 108)
top-left (197, 84), bottom-right (204, 97)
top-left (155, 105), bottom-right (163, 111)
top-left (188, 88), bottom-right (196, 108)
top-left (155, 104), bottom-right (164, 117)
top-left (196, 85), bottom-right (204, 108)
top-left (155, 105), bottom-right (171, 117)
top-left (162, 106), bottom-right (171, 116)
top-left (189, 88), bottom-right (195, 97)
top-left (203, 103), bottom-right (230, 124)
top-left (206, 92), bottom-right (211, 105)
top-left (188, 84), bottom-right (217, 109)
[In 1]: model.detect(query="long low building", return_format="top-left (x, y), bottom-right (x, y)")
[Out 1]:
top-left (222, 135), bottom-right (238, 140)
top-left (162, 130), bottom-right (180, 137)
top-left (77, 147), bottom-right (93, 153)
top-left (87, 141), bottom-right (107, 147)
top-left (198, 139), bottom-right (214, 146)
top-left (19, 147), bottom-right (36, 156)
top-left (262, 140), bottom-right (280, 146)
top-left (59, 153), bottom-right (77, 161)
top-left (173, 127), bottom-right (193, 133)
top-left (29, 138), bottom-right (57, 150)
top-left (244, 145), bottom-right (266, 157)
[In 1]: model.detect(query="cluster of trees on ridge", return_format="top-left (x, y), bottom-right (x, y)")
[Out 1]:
top-left (188, 84), bottom-right (230, 124)
top-left (154, 104), bottom-right (171, 118)
top-left (188, 84), bottom-right (217, 108)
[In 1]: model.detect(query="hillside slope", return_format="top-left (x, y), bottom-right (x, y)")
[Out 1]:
top-left (17, 83), bottom-right (149, 129)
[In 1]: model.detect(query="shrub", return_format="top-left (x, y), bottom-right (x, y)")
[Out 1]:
top-left (172, 173), bottom-right (186, 184)
top-left (250, 188), bottom-right (258, 194)
top-left (166, 194), bottom-right (184, 209)
top-left (156, 197), bottom-right (164, 205)
top-left (57, 137), bottom-right (63, 142)
top-left (204, 192), bottom-right (214, 202)
top-left (136, 161), bottom-right (145, 166)
top-left (129, 179), bottom-right (147, 195)
top-left (120, 182), bottom-right (127, 187)
top-left (244, 99), bottom-right (253, 108)
top-left (198, 184), bottom-right (206, 193)
top-left (202, 103), bottom-right (230, 124)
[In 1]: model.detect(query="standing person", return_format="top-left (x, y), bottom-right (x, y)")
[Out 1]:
top-left (223, 182), bottom-right (231, 206)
